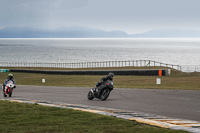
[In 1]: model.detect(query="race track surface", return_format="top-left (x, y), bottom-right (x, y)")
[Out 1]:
top-left (1, 85), bottom-right (200, 121)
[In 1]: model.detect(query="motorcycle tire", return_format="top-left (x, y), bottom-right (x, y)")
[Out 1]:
top-left (100, 89), bottom-right (110, 101)
top-left (9, 92), bottom-right (12, 97)
top-left (3, 92), bottom-right (7, 97)
top-left (87, 91), bottom-right (94, 100)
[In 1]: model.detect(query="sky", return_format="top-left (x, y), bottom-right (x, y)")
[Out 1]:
top-left (0, 0), bottom-right (200, 34)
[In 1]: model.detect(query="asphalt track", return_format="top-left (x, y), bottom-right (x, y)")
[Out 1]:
top-left (1, 85), bottom-right (200, 122)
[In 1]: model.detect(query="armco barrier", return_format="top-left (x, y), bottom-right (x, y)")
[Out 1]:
top-left (10, 69), bottom-right (170, 76)
top-left (0, 69), bottom-right (9, 73)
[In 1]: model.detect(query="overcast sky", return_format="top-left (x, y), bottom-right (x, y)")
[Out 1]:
top-left (0, 0), bottom-right (200, 34)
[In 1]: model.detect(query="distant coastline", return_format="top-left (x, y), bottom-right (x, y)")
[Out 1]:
top-left (0, 27), bottom-right (200, 38)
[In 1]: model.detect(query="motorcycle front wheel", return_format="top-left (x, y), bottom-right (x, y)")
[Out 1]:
top-left (87, 91), bottom-right (94, 100)
top-left (9, 92), bottom-right (12, 97)
top-left (100, 89), bottom-right (110, 101)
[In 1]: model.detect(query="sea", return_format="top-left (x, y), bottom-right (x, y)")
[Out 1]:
top-left (0, 38), bottom-right (200, 71)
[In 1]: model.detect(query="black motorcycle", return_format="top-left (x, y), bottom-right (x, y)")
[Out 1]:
top-left (87, 80), bottom-right (114, 101)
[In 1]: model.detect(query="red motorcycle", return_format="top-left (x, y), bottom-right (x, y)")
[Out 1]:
top-left (2, 80), bottom-right (15, 97)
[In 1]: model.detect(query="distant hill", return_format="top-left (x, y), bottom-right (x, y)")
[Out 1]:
top-left (0, 27), bottom-right (200, 38)
top-left (0, 27), bottom-right (128, 38)
top-left (130, 29), bottom-right (200, 38)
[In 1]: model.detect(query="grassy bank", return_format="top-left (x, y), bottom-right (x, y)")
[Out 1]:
top-left (0, 67), bottom-right (200, 90)
top-left (0, 100), bottom-right (187, 133)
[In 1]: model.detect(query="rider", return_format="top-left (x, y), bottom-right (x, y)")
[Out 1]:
top-left (3, 73), bottom-right (16, 91)
top-left (93, 72), bottom-right (114, 92)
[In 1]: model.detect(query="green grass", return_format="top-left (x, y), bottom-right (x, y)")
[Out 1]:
top-left (0, 100), bottom-right (188, 133)
top-left (0, 67), bottom-right (200, 90)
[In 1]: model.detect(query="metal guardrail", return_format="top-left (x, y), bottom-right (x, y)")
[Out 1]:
top-left (180, 65), bottom-right (200, 72)
top-left (0, 60), bottom-right (181, 71)
top-left (0, 69), bottom-right (9, 73)
top-left (10, 69), bottom-right (170, 76)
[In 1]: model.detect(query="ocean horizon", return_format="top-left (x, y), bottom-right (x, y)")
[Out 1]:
top-left (0, 38), bottom-right (200, 66)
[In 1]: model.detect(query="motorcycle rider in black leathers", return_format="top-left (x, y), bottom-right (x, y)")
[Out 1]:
top-left (93, 72), bottom-right (114, 93)
top-left (3, 73), bottom-right (16, 92)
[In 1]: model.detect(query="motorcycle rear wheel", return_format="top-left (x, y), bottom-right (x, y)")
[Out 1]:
top-left (87, 91), bottom-right (94, 100)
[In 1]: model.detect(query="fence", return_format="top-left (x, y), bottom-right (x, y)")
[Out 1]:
top-left (180, 65), bottom-right (200, 72)
top-left (0, 60), bottom-right (182, 70)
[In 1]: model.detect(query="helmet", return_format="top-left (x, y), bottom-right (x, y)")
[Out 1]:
top-left (8, 73), bottom-right (13, 77)
top-left (108, 72), bottom-right (114, 79)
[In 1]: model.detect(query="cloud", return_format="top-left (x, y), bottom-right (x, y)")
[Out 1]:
top-left (0, 0), bottom-right (200, 34)
top-left (0, 0), bottom-right (89, 10)
top-left (0, 0), bottom-right (90, 27)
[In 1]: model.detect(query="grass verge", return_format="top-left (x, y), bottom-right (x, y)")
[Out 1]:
top-left (0, 100), bottom-right (188, 133)
top-left (0, 67), bottom-right (200, 89)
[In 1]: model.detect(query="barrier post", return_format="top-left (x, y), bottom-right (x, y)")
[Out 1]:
top-left (156, 78), bottom-right (161, 84)
top-left (42, 79), bottom-right (45, 83)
